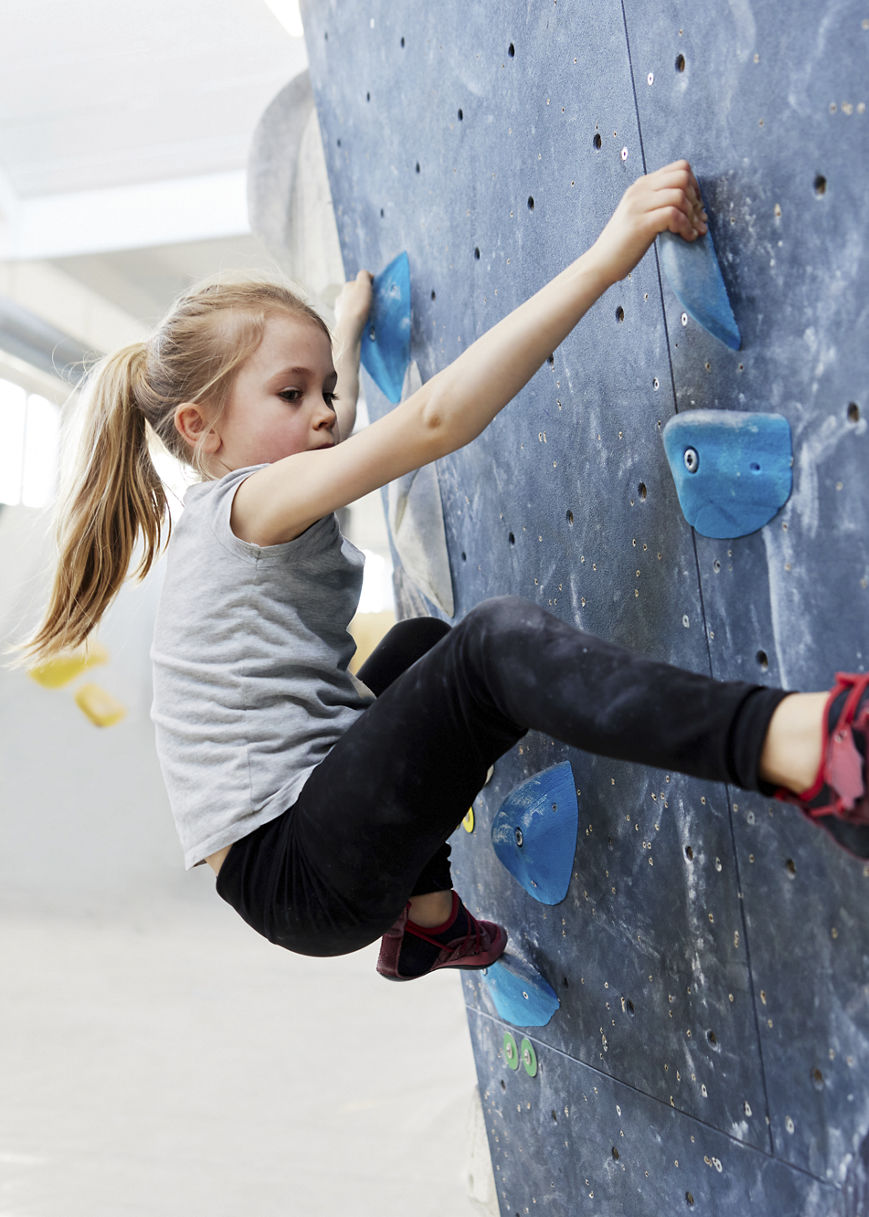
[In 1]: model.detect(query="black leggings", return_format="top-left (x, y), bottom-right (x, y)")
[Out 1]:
top-left (216, 597), bottom-right (788, 957)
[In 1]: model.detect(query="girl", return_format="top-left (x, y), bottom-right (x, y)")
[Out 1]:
top-left (25, 161), bottom-right (869, 981)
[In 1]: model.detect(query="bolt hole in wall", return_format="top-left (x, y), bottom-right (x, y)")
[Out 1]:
top-left (615, 305), bottom-right (625, 323)
top-left (675, 52), bottom-right (686, 72)
top-left (814, 174), bottom-right (827, 196)
top-left (756, 650), bottom-right (769, 671)
top-left (593, 132), bottom-right (602, 149)
top-left (848, 401), bottom-right (860, 422)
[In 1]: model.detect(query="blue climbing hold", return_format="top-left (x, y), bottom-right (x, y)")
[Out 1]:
top-left (360, 251), bottom-right (411, 403)
top-left (662, 410), bottom-right (793, 539)
top-left (483, 954), bottom-right (560, 1028)
top-left (491, 762), bottom-right (578, 905)
top-left (659, 221), bottom-right (741, 350)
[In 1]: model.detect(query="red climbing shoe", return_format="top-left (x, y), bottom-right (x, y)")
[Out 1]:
top-left (777, 672), bottom-right (869, 858)
top-left (376, 892), bottom-right (508, 981)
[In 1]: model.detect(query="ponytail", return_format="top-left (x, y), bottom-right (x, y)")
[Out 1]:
top-left (22, 344), bottom-right (169, 663)
top-left (18, 274), bottom-right (331, 665)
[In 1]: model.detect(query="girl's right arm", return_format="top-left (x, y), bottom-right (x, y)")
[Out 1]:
top-left (239, 161), bottom-right (707, 545)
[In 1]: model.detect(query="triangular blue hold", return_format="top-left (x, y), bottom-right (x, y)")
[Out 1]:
top-left (360, 251), bottom-right (411, 404)
top-left (491, 762), bottom-right (578, 905)
top-left (483, 954), bottom-right (560, 1028)
top-left (659, 224), bottom-right (741, 350)
top-left (662, 410), bottom-right (793, 540)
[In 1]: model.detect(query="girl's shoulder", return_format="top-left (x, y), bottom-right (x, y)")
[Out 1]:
top-left (179, 466), bottom-right (340, 561)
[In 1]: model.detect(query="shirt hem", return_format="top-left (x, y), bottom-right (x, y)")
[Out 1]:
top-left (181, 767), bottom-right (318, 870)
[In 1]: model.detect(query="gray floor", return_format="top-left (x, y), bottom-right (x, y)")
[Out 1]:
top-left (2, 893), bottom-right (493, 1216)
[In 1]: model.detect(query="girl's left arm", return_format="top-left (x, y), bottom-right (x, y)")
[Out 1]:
top-left (332, 271), bottom-right (373, 440)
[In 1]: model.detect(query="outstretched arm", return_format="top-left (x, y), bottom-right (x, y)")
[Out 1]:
top-left (239, 161), bottom-right (706, 545)
top-left (416, 160), bottom-right (706, 452)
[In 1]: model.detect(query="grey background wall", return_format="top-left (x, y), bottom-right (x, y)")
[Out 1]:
top-left (300, 2), bottom-right (869, 1213)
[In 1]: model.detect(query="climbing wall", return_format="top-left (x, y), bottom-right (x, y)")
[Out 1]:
top-left (299, 3), bottom-right (869, 1213)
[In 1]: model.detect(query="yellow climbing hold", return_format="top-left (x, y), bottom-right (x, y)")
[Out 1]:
top-left (28, 643), bottom-right (109, 689)
top-left (463, 808), bottom-right (475, 833)
top-left (74, 683), bottom-right (126, 728)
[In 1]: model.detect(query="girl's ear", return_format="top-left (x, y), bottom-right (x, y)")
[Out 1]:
top-left (173, 402), bottom-right (220, 453)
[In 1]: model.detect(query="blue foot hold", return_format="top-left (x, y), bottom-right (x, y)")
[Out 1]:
top-left (659, 222), bottom-right (741, 351)
top-left (662, 410), bottom-right (793, 539)
top-left (491, 762), bottom-right (578, 905)
top-left (360, 252), bottom-right (411, 403)
top-left (483, 955), bottom-right (560, 1028)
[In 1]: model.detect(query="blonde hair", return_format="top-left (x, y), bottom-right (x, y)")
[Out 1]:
top-left (22, 278), bottom-right (329, 663)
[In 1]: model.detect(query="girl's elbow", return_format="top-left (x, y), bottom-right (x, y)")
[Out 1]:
top-left (418, 389), bottom-right (455, 455)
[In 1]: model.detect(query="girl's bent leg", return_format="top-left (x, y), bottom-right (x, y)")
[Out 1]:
top-left (229, 597), bottom-right (791, 957)
top-left (357, 616), bottom-right (456, 905)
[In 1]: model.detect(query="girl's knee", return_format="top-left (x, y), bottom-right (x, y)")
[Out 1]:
top-left (461, 596), bottom-right (550, 644)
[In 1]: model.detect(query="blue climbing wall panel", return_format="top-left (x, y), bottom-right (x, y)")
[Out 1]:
top-left (300, 2), bottom-right (869, 1212)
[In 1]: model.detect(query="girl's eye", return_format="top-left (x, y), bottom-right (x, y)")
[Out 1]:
top-left (278, 388), bottom-right (301, 403)
top-left (324, 392), bottom-right (339, 407)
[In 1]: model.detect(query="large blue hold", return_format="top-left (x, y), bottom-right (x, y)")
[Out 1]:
top-left (491, 762), bottom-right (578, 905)
top-left (662, 410), bottom-right (793, 539)
top-left (360, 251), bottom-right (411, 404)
top-left (483, 955), bottom-right (561, 1028)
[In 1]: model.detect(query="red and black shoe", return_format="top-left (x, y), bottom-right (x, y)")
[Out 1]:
top-left (776, 672), bottom-right (869, 858)
top-left (376, 892), bottom-right (508, 981)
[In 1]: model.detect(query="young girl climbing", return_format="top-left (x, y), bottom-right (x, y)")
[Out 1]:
top-left (26, 160), bottom-right (869, 980)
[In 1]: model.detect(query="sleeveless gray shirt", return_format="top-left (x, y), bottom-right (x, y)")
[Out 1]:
top-left (151, 466), bottom-right (373, 868)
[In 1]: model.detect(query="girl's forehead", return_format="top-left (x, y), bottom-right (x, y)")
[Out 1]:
top-left (257, 312), bottom-right (333, 364)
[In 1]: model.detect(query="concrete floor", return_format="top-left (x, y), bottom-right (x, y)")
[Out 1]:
top-left (2, 892), bottom-right (496, 1217)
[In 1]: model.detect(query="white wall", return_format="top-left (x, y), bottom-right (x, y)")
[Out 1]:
top-left (0, 505), bottom-right (209, 914)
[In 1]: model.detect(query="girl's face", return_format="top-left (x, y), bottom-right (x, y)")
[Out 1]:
top-left (212, 313), bottom-right (338, 471)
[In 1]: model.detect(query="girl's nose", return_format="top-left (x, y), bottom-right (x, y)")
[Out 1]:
top-left (314, 402), bottom-right (336, 430)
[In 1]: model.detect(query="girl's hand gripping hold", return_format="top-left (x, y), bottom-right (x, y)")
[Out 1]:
top-left (335, 269), bottom-right (374, 339)
top-left (332, 270), bottom-right (374, 440)
top-left (589, 159), bottom-right (708, 287)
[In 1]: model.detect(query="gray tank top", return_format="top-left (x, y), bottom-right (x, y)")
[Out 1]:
top-left (151, 466), bottom-right (373, 868)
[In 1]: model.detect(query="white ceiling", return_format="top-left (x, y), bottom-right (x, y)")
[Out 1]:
top-left (0, 0), bottom-right (308, 332)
